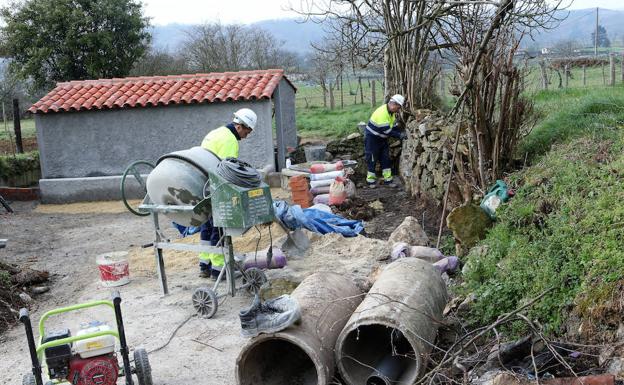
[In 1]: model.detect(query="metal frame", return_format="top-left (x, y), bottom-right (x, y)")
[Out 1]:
top-left (20, 291), bottom-right (134, 385)
top-left (138, 200), bottom-right (252, 298)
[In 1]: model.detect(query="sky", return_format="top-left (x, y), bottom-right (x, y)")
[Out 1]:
top-left (0, 0), bottom-right (622, 25)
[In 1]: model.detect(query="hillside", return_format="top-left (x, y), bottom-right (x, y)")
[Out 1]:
top-left (462, 86), bottom-right (624, 341)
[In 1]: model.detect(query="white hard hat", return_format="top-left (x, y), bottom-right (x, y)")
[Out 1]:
top-left (389, 94), bottom-right (405, 107)
top-left (233, 108), bottom-right (258, 130)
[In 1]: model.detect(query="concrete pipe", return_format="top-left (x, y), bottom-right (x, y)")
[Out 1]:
top-left (236, 272), bottom-right (363, 385)
top-left (335, 258), bottom-right (447, 385)
top-left (145, 146), bottom-right (221, 226)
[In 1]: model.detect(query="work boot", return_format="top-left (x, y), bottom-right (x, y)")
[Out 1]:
top-left (239, 294), bottom-right (302, 338)
top-left (381, 179), bottom-right (398, 188)
top-left (199, 262), bottom-right (212, 278)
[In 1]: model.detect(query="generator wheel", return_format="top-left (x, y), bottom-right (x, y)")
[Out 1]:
top-left (192, 287), bottom-right (218, 318)
top-left (242, 267), bottom-right (267, 294)
top-left (120, 160), bottom-right (155, 216)
top-left (134, 348), bottom-right (153, 385)
top-left (22, 373), bottom-right (35, 385)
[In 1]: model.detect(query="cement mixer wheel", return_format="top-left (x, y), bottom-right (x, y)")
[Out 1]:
top-left (242, 268), bottom-right (267, 294)
top-left (192, 287), bottom-right (218, 318)
top-left (121, 160), bottom-right (155, 216)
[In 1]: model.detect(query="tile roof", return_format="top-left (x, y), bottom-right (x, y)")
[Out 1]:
top-left (29, 69), bottom-right (294, 114)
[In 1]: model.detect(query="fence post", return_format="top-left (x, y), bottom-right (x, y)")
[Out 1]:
top-left (610, 53), bottom-right (616, 86)
top-left (621, 52), bottom-right (624, 83)
top-left (582, 65), bottom-right (587, 87)
top-left (339, 75), bottom-right (344, 109)
top-left (564, 64), bottom-right (569, 88)
top-left (358, 77), bottom-right (364, 104)
top-left (371, 80), bottom-right (377, 107)
top-left (439, 72), bottom-right (445, 96)
top-left (602, 62), bottom-right (606, 85)
top-left (12, 98), bottom-right (23, 154)
top-left (329, 82), bottom-right (335, 110)
top-left (539, 60), bottom-right (548, 90)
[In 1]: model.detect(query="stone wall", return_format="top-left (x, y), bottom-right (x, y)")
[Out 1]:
top-left (399, 110), bottom-right (466, 203)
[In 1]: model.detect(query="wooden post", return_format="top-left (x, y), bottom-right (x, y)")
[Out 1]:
top-left (610, 53), bottom-right (616, 86)
top-left (358, 77), bottom-right (364, 104)
top-left (439, 72), bottom-right (445, 96)
top-left (621, 53), bottom-right (624, 83)
top-left (582, 65), bottom-right (587, 86)
top-left (564, 64), bottom-right (569, 88)
top-left (12, 98), bottom-right (23, 154)
top-left (371, 80), bottom-right (377, 107)
top-left (539, 60), bottom-right (548, 90)
top-left (602, 62), bottom-right (606, 85)
top-left (339, 74), bottom-right (344, 109)
top-left (329, 82), bottom-right (335, 110)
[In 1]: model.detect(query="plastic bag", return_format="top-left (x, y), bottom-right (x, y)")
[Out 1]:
top-left (344, 178), bottom-right (356, 198)
top-left (329, 177), bottom-right (347, 206)
top-left (310, 185), bottom-right (331, 195)
top-left (310, 179), bottom-right (333, 188)
top-left (309, 170), bottom-right (345, 181)
top-left (313, 194), bottom-right (330, 205)
top-left (310, 161), bottom-right (344, 174)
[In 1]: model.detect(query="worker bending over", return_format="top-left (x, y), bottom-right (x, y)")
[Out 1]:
top-left (365, 94), bottom-right (406, 188)
top-left (198, 108), bottom-right (257, 278)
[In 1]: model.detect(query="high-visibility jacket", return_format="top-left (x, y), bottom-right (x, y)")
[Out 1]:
top-left (366, 104), bottom-right (401, 139)
top-left (201, 125), bottom-right (239, 159)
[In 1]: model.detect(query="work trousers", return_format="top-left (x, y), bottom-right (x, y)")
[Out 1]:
top-left (364, 133), bottom-right (393, 182)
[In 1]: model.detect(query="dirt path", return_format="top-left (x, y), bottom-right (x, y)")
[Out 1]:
top-left (0, 201), bottom-right (254, 385)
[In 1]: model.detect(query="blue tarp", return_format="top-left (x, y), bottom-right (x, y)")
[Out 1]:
top-left (273, 200), bottom-right (364, 237)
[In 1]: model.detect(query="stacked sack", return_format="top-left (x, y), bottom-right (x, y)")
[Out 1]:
top-left (309, 161), bottom-right (354, 206)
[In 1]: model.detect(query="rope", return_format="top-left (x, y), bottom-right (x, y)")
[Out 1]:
top-left (216, 157), bottom-right (261, 188)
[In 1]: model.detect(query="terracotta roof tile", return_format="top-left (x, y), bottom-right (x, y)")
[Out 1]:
top-left (29, 69), bottom-right (295, 114)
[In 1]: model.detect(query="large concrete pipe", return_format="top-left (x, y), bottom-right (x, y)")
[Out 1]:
top-left (236, 272), bottom-right (363, 385)
top-left (145, 146), bottom-right (221, 226)
top-left (335, 258), bottom-right (447, 385)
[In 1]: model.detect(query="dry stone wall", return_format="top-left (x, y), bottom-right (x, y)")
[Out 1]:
top-left (399, 110), bottom-right (467, 203)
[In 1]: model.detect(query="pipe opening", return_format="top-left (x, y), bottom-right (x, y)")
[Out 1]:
top-left (339, 325), bottom-right (419, 385)
top-left (238, 338), bottom-right (318, 385)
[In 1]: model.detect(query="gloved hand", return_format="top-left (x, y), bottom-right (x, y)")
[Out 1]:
top-left (399, 131), bottom-right (408, 140)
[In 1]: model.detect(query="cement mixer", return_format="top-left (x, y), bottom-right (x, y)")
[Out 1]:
top-left (121, 146), bottom-right (275, 318)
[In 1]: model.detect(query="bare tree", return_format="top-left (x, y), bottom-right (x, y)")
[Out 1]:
top-left (130, 48), bottom-right (189, 76)
top-left (182, 22), bottom-right (300, 72)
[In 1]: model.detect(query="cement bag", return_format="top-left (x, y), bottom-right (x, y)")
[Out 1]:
top-left (328, 177), bottom-right (347, 206)
top-left (390, 242), bottom-right (444, 262)
top-left (344, 178), bottom-right (356, 198)
top-left (313, 194), bottom-right (330, 205)
top-left (310, 161), bottom-right (344, 174)
top-left (310, 179), bottom-right (333, 188)
top-left (309, 170), bottom-right (345, 181)
top-left (310, 185), bottom-right (331, 195)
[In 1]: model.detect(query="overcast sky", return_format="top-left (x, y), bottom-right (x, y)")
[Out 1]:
top-left (0, 0), bottom-right (622, 25)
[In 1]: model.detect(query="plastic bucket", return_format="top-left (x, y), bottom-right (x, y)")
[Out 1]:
top-left (96, 251), bottom-right (130, 287)
top-left (304, 145), bottom-right (327, 162)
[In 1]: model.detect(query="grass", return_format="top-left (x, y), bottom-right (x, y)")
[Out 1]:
top-left (0, 118), bottom-right (36, 141)
top-left (461, 85), bottom-right (624, 336)
top-left (297, 103), bottom-right (374, 139)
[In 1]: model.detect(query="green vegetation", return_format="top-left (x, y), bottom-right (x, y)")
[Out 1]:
top-left (0, 151), bottom-right (39, 180)
top-left (1, 0), bottom-right (150, 89)
top-left (297, 103), bottom-right (374, 139)
top-left (463, 86), bottom-right (624, 335)
top-left (0, 119), bottom-right (36, 141)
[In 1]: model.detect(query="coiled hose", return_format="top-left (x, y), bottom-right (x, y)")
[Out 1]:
top-left (217, 157), bottom-right (262, 188)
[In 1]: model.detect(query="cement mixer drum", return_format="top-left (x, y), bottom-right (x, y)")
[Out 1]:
top-left (146, 147), bottom-right (221, 227)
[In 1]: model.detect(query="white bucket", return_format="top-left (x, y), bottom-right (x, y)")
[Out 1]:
top-left (96, 251), bottom-right (130, 287)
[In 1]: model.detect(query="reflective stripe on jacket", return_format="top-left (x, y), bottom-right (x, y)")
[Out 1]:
top-left (201, 126), bottom-right (239, 159)
top-left (366, 104), bottom-right (396, 138)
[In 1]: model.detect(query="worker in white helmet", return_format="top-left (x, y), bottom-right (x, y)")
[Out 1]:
top-left (364, 94), bottom-right (407, 188)
top-left (197, 108), bottom-right (257, 278)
